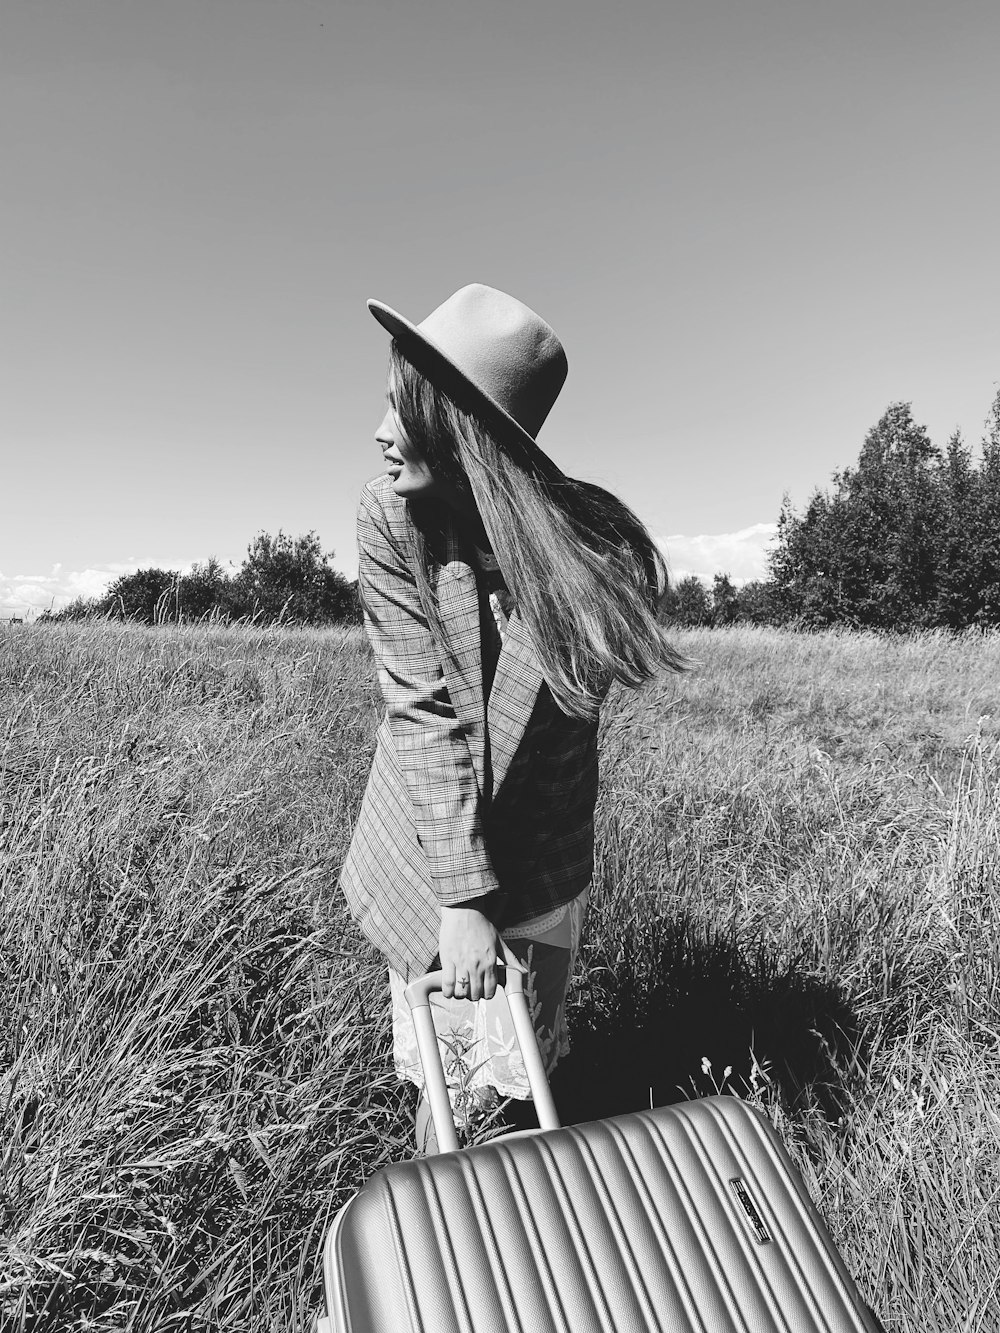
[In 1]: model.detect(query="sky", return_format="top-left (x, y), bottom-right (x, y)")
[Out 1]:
top-left (2, 0), bottom-right (998, 616)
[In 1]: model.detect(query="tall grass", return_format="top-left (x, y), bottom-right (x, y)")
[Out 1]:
top-left (2, 621), bottom-right (999, 1329)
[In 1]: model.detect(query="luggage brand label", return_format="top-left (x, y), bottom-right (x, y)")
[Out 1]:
top-left (729, 1177), bottom-right (773, 1245)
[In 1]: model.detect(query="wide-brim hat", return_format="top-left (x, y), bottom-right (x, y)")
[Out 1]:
top-left (367, 283), bottom-right (567, 478)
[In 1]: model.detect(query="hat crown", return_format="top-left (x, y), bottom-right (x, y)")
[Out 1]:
top-left (416, 284), bottom-right (567, 440)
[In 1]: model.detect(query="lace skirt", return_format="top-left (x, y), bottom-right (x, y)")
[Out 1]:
top-left (388, 887), bottom-right (590, 1107)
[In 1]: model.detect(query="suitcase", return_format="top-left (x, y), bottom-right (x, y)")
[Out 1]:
top-left (317, 953), bottom-right (882, 1332)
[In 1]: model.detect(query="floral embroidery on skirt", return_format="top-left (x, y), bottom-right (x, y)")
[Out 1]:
top-left (389, 886), bottom-right (590, 1116)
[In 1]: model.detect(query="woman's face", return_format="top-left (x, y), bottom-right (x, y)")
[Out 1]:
top-left (376, 383), bottom-right (463, 507)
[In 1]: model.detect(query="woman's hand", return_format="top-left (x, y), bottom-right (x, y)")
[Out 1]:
top-left (439, 903), bottom-right (500, 1001)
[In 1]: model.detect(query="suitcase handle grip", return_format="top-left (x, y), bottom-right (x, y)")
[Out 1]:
top-left (404, 941), bottom-right (561, 1152)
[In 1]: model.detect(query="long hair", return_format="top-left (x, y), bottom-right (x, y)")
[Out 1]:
top-left (388, 341), bottom-right (685, 718)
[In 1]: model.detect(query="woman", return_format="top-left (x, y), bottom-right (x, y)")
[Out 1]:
top-left (340, 284), bottom-right (683, 1152)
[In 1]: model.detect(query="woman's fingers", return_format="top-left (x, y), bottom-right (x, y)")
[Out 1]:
top-left (458, 953), bottom-right (493, 1002)
top-left (442, 960), bottom-right (457, 1000)
top-left (439, 932), bottom-right (524, 1004)
top-left (438, 905), bottom-right (500, 1003)
top-left (481, 958), bottom-right (497, 1002)
top-left (443, 953), bottom-right (496, 1002)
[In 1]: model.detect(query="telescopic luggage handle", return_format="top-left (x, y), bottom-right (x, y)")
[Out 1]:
top-left (404, 941), bottom-right (561, 1153)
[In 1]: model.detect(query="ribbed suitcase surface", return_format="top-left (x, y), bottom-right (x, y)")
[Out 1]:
top-left (323, 1095), bottom-right (879, 1333)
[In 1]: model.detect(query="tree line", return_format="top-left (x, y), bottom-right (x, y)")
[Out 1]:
top-left (664, 388), bottom-right (1000, 631)
top-left (50, 530), bottom-right (360, 626)
top-left (47, 386), bottom-right (1000, 633)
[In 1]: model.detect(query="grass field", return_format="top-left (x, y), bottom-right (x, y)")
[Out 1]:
top-left (2, 620), bottom-right (999, 1330)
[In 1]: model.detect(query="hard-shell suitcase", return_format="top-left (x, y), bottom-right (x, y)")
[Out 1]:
top-left (317, 957), bottom-right (881, 1333)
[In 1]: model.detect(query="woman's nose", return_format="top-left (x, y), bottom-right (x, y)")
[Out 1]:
top-left (375, 409), bottom-right (395, 447)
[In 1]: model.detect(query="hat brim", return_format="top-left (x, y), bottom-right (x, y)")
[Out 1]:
top-left (367, 298), bottom-right (563, 481)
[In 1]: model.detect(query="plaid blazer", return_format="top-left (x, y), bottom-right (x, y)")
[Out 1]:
top-left (339, 475), bottom-right (600, 979)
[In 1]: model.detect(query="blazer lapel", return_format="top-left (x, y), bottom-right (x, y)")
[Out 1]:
top-left (433, 552), bottom-right (488, 797)
top-left (487, 607), bottom-right (544, 796)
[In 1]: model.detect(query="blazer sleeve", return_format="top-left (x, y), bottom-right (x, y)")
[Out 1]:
top-left (356, 482), bottom-right (500, 907)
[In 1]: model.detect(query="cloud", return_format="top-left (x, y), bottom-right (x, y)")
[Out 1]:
top-left (0, 560), bottom-right (200, 617)
top-left (658, 522), bottom-right (778, 585)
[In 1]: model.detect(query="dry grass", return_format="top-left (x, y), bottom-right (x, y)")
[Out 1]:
top-left (2, 621), bottom-right (999, 1329)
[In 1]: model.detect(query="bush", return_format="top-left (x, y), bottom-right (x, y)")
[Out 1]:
top-left (46, 534), bottom-right (361, 627)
